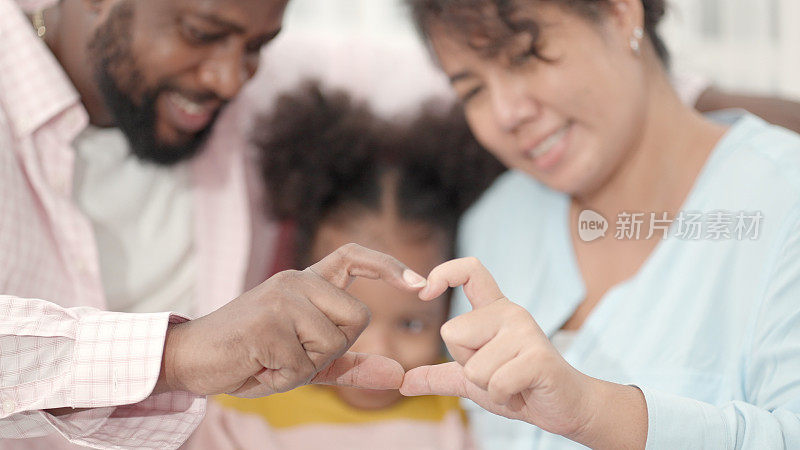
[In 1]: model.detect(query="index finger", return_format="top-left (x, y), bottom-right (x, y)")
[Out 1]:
top-left (419, 257), bottom-right (504, 309)
top-left (307, 243), bottom-right (427, 291)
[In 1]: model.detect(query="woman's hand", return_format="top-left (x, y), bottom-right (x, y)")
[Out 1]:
top-left (399, 257), bottom-right (648, 449)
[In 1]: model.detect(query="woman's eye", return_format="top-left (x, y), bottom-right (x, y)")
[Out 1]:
top-left (509, 50), bottom-right (535, 68)
top-left (399, 318), bottom-right (426, 334)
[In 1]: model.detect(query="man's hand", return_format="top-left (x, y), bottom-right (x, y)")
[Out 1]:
top-left (399, 257), bottom-right (648, 449)
top-left (155, 243), bottom-right (427, 398)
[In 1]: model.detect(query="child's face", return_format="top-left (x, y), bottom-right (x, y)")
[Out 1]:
top-left (310, 212), bottom-right (449, 410)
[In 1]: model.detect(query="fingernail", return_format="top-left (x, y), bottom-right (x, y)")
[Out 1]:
top-left (418, 285), bottom-right (429, 299)
top-left (403, 269), bottom-right (427, 288)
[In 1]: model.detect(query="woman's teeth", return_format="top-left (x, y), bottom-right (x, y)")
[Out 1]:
top-left (529, 125), bottom-right (569, 159)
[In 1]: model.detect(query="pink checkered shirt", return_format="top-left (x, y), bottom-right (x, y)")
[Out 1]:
top-left (0, 0), bottom-right (277, 447)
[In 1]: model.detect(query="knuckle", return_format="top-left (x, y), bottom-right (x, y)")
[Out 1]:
top-left (488, 382), bottom-right (512, 404)
top-left (379, 251), bottom-right (400, 267)
top-left (488, 374), bottom-right (514, 396)
top-left (319, 331), bottom-right (348, 356)
top-left (316, 335), bottom-right (336, 354)
top-left (463, 362), bottom-right (487, 387)
top-left (287, 355), bottom-right (316, 381)
top-left (260, 301), bottom-right (309, 329)
top-left (497, 381), bottom-right (514, 398)
top-left (427, 264), bottom-right (443, 279)
top-left (499, 302), bottom-right (528, 321)
top-left (523, 346), bottom-right (551, 366)
top-left (263, 296), bottom-right (287, 317)
top-left (330, 332), bottom-right (349, 353)
top-left (270, 269), bottom-right (304, 286)
top-left (336, 243), bottom-right (361, 260)
top-left (352, 302), bottom-right (371, 325)
top-left (512, 303), bottom-right (532, 317)
top-left (280, 269), bottom-right (303, 281)
top-left (264, 291), bottom-right (305, 317)
top-left (462, 256), bottom-right (483, 270)
top-left (298, 359), bottom-right (316, 382)
top-left (507, 328), bottom-right (531, 347)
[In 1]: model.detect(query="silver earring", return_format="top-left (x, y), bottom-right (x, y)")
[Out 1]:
top-left (630, 37), bottom-right (640, 53)
top-left (630, 27), bottom-right (644, 54)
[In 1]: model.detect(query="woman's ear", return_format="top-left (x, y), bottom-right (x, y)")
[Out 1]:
top-left (606, 0), bottom-right (646, 45)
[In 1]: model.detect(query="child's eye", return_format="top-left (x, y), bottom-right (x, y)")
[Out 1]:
top-left (399, 318), bottom-right (426, 334)
top-left (460, 85), bottom-right (484, 105)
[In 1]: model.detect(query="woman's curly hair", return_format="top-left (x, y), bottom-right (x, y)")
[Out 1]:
top-left (256, 81), bottom-right (505, 266)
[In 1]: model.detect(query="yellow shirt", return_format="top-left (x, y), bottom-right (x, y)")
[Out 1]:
top-left (215, 385), bottom-right (467, 428)
top-left (184, 386), bottom-right (475, 449)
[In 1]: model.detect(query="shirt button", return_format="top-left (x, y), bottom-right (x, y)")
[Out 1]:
top-left (2, 399), bottom-right (16, 415)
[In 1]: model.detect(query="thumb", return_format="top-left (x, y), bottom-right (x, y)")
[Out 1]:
top-left (311, 352), bottom-right (404, 390)
top-left (399, 362), bottom-right (469, 397)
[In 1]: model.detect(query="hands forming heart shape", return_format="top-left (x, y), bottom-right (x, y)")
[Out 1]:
top-left (156, 245), bottom-right (646, 449)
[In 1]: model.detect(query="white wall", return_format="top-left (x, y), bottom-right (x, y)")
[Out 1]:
top-left (281, 0), bottom-right (420, 47)
top-left (663, 0), bottom-right (800, 99)
top-left (279, 0), bottom-right (800, 99)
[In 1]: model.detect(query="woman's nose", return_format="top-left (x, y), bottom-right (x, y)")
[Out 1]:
top-left (488, 72), bottom-right (541, 133)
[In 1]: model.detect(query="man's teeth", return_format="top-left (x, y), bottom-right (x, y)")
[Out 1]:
top-left (170, 93), bottom-right (206, 116)
top-left (530, 125), bottom-right (568, 158)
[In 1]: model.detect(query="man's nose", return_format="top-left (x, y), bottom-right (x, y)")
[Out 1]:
top-left (487, 71), bottom-right (541, 133)
top-left (197, 48), bottom-right (251, 101)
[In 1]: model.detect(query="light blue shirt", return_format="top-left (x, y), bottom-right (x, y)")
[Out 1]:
top-left (453, 112), bottom-right (800, 449)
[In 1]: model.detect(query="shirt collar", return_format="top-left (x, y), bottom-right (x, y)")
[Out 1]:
top-left (15, 0), bottom-right (58, 14)
top-left (0, 0), bottom-right (84, 139)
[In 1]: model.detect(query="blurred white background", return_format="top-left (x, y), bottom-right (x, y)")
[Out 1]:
top-left (277, 0), bottom-right (800, 99)
top-left (663, 0), bottom-right (800, 99)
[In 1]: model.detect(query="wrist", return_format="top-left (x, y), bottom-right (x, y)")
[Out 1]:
top-left (569, 377), bottom-right (648, 450)
top-left (154, 322), bottom-right (187, 394)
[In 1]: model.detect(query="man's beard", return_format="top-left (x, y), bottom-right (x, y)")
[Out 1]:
top-left (87, 1), bottom-right (219, 166)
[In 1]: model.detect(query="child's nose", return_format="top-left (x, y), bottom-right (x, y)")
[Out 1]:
top-left (351, 326), bottom-right (393, 359)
